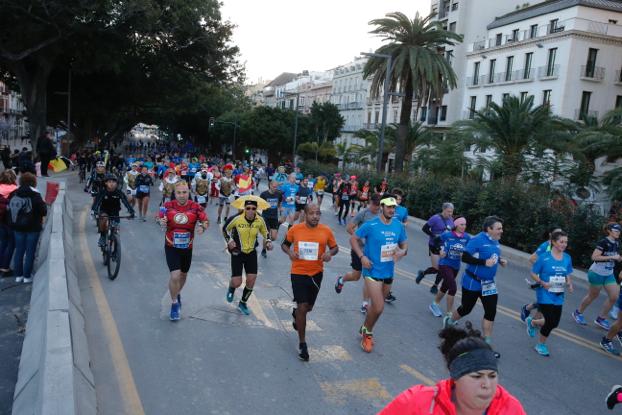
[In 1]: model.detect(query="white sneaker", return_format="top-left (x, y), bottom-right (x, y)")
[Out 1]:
top-left (15, 276), bottom-right (23, 283)
top-left (22, 277), bottom-right (32, 284)
top-left (610, 306), bottom-right (619, 320)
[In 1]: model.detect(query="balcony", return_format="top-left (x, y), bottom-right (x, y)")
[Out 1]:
top-left (574, 109), bottom-right (599, 120)
top-left (537, 65), bottom-right (560, 80)
top-left (466, 76), bottom-right (482, 88)
top-left (580, 65), bottom-right (605, 82)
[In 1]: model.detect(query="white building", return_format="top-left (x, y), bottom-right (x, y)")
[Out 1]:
top-left (462, 0), bottom-right (622, 120)
top-left (0, 81), bottom-right (29, 147)
top-left (279, 70), bottom-right (334, 112)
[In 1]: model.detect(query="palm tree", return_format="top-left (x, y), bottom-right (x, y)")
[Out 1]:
top-left (413, 132), bottom-right (468, 178)
top-left (363, 12), bottom-right (462, 172)
top-left (454, 95), bottom-right (571, 180)
top-left (402, 122), bottom-right (433, 171)
top-left (354, 127), bottom-right (396, 167)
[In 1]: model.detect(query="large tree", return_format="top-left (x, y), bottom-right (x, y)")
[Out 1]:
top-left (363, 12), bottom-right (462, 172)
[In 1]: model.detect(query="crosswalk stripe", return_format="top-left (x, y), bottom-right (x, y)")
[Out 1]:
top-left (319, 378), bottom-right (391, 405)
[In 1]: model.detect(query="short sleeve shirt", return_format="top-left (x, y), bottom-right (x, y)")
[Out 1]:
top-left (286, 223), bottom-right (337, 276)
top-left (461, 232), bottom-right (501, 291)
top-left (280, 183), bottom-right (299, 207)
top-left (259, 190), bottom-right (282, 219)
top-left (426, 214), bottom-right (454, 246)
top-left (356, 217), bottom-right (407, 279)
top-left (395, 205), bottom-right (408, 224)
top-left (439, 231), bottom-right (471, 270)
top-left (533, 251), bottom-right (573, 306)
top-left (589, 237), bottom-right (620, 276)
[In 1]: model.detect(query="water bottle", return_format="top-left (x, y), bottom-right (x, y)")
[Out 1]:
top-left (159, 207), bottom-right (167, 230)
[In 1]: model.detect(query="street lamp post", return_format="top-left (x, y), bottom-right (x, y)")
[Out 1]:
top-left (361, 52), bottom-right (394, 174)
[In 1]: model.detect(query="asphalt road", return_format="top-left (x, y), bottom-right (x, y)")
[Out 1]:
top-left (67, 174), bottom-right (622, 415)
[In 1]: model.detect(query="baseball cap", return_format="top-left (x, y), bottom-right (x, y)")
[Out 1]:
top-left (607, 223), bottom-right (622, 232)
top-left (380, 196), bottom-right (397, 207)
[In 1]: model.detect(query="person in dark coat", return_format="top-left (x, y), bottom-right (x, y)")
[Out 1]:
top-left (37, 131), bottom-right (56, 177)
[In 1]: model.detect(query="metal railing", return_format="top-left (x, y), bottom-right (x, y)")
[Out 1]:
top-left (580, 65), bottom-right (605, 81)
top-left (574, 109), bottom-right (599, 120)
top-left (538, 65), bottom-right (560, 79)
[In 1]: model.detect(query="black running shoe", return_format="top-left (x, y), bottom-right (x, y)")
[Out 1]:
top-left (607, 385), bottom-right (622, 409)
top-left (298, 342), bottom-right (309, 361)
top-left (415, 270), bottom-right (424, 284)
top-left (430, 285), bottom-right (439, 295)
top-left (384, 292), bottom-right (397, 303)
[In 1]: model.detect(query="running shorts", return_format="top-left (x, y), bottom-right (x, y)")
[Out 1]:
top-left (231, 251), bottom-right (258, 276)
top-left (264, 217), bottom-right (280, 231)
top-left (291, 273), bottom-right (323, 307)
top-left (165, 245), bottom-right (193, 273)
top-left (587, 271), bottom-right (617, 286)
top-left (364, 276), bottom-right (394, 285)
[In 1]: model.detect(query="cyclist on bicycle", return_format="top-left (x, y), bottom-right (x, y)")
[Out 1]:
top-left (92, 174), bottom-right (135, 248)
top-left (85, 161), bottom-right (107, 200)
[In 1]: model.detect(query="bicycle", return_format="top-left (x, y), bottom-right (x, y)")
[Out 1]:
top-left (97, 214), bottom-right (133, 280)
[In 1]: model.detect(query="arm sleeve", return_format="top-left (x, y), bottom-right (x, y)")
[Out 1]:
top-left (422, 223), bottom-right (433, 236)
top-left (327, 229), bottom-right (337, 249)
top-left (462, 252), bottom-right (487, 266)
top-left (282, 227), bottom-right (294, 247)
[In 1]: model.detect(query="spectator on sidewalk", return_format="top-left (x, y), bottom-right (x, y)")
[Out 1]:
top-left (37, 131), bottom-right (56, 177)
top-left (8, 172), bottom-right (47, 284)
top-left (0, 169), bottom-right (17, 277)
top-left (0, 145), bottom-right (11, 170)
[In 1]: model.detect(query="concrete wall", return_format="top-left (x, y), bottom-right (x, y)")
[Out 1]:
top-left (12, 182), bottom-right (96, 415)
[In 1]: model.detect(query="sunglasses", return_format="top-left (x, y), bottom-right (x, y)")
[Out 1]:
top-left (245, 207), bottom-right (257, 211)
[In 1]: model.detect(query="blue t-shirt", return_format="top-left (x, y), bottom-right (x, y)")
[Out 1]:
top-left (356, 217), bottom-right (407, 279)
top-left (395, 205), bottom-right (408, 224)
top-left (280, 183), bottom-right (299, 207)
top-left (295, 172), bottom-right (304, 184)
top-left (534, 241), bottom-right (551, 256)
top-left (461, 232), bottom-right (501, 291)
top-left (532, 251), bottom-right (573, 306)
top-left (439, 231), bottom-right (471, 270)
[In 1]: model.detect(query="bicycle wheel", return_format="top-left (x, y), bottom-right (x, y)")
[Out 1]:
top-left (102, 243), bottom-right (108, 266)
top-left (107, 234), bottom-right (121, 280)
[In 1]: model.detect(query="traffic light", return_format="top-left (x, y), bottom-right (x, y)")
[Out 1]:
top-left (209, 117), bottom-right (215, 127)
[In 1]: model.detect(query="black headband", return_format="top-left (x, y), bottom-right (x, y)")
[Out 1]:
top-left (449, 349), bottom-right (498, 380)
top-left (244, 200), bottom-right (258, 207)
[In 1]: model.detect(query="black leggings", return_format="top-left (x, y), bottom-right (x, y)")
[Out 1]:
top-left (538, 304), bottom-right (562, 337)
top-left (457, 287), bottom-right (497, 321)
top-left (338, 199), bottom-right (350, 221)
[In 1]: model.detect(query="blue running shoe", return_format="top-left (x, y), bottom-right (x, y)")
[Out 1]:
top-left (429, 302), bottom-right (443, 317)
top-left (415, 270), bottom-right (424, 284)
top-left (226, 290), bottom-right (234, 303)
top-left (238, 301), bottom-right (250, 315)
top-left (520, 304), bottom-right (530, 322)
top-left (526, 317), bottom-right (537, 338)
top-left (442, 315), bottom-right (455, 329)
top-left (572, 309), bottom-right (587, 325)
top-left (534, 343), bottom-right (550, 356)
top-left (595, 317), bottom-right (611, 331)
top-left (177, 294), bottom-right (182, 310)
top-left (601, 337), bottom-right (621, 355)
top-left (169, 302), bottom-right (180, 321)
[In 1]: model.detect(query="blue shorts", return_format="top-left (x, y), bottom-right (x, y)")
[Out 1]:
top-left (587, 271), bottom-right (617, 286)
top-left (282, 205), bottom-right (296, 218)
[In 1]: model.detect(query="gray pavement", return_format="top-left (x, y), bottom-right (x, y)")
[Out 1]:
top-left (67, 174), bottom-right (622, 415)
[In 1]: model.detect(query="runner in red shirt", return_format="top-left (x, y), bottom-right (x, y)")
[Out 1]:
top-left (158, 180), bottom-right (209, 321)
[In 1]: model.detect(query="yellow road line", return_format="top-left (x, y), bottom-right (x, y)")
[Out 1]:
top-left (79, 209), bottom-right (146, 414)
top-left (399, 364), bottom-right (435, 386)
top-left (319, 378), bottom-right (391, 405)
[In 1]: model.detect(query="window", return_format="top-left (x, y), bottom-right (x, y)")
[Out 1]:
top-left (445, 50), bottom-right (454, 66)
top-left (367, 112), bottom-right (372, 125)
top-left (420, 107), bottom-right (427, 122)
top-left (511, 29), bottom-right (519, 42)
top-left (473, 62), bottom-right (480, 85)
top-left (495, 33), bottom-right (502, 46)
top-left (452, 2), bottom-right (459, 11)
top-left (502, 93), bottom-right (510, 101)
top-left (485, 95), bottom-right (493, 107)
top-left (520, 91), bottom-right (528, 101)
top-left (530, 24), bottom-right (538, 38)
top-left (609, 19), bottom-right (618, 25)
top-left (585, 48), bottom-right (598, 77)
top-left (488, 59), bottom-right (496, 83)
top-left (469, 96), bottom-right (477, 119)
top-left (505, 56), bottom-right (514, 81)
top-left (580, 91), bottom-right (592, 117)
top-left (440, 105), bottom-right (448, 121)
top-left (543, 90), bottom-right (552, 105)
top-left (374, 111), bottom-right (380, 125)
top-left (523, 52), bottom-right (533, 79)
top-left (549, 19), bottom-right (559, 33)
top-left (546, 48), bottom-right (557, 77)
top-left (616, 95), bottom-right (622, 108)
top-left (449, 22), bottom-right (457, 32)
top-left (393, 110), bottom-right (398, 122)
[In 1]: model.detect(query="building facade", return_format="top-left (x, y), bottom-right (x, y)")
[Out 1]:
top-left (0, 81), bottom-right (29, 146)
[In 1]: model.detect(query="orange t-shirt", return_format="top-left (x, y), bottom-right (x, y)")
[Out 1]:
top-left (285, 223), bottom-right (337, 276)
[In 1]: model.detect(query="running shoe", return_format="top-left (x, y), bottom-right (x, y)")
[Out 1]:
top-left (415, 270), bottom-right (424, 284)
top-left (261, 249), bottom-right (267, 259)
top-left (169, 302), bottom-right (180, 321)
top-left (298, 343), bottom-right (309, 361)
top-left (217, 217), bottom-right (221, 225)
top-left (600, 337), bottom-right (620, 355)
top-left (14, 276), bottom-right (23, 283)
top-left (360, 302), bottom-right (368, 314)
top-left (385, 292), bottom-right (397, 303)
top-left (442, 315), bottom-right (455, 329)
top-left (534, 343), bottom-right (550, 356)
top-left (616, 332), bottom-right (622, 347)
top-left (177, 294), bottom-right (182, 310)
top-left (334, 276), bottom-right (344, 294)
top-left (595, 316), bottom-right (612, 331)
top-left (429, 302), bottom-right (443, 317)
top-left (292, 308), bottom-right (298, 330)
top-left (430, 285), bottom-right (438, 295)
top-left (142, 217), bottom-right (146, 222)
top-left (238, 302), bottom-right (250, 315)
top-left (226, 290), bottom-right (234, 303)
top-left (22, 277), bottom-right (32, 284)
top-left (520, 304), bottom-right (530, 322)
top-left (610, 305), bottom-right (619, 321)
top-left (361, 332), bottom-right (374, 353)
top-left (572, 309), bottom-right (587, 325)
top-left (606, 384), bottom-right (622, 409)
top-left (526, 316), bottom-right (537, 338)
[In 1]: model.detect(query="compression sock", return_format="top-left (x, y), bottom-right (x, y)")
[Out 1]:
top-left (433, 274), bottom-right (443, 285)
top-left (241, 287), bottom-right (254, 303)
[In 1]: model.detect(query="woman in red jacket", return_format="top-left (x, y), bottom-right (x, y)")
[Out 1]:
top-left (379, 323), bottom-right (525, 415)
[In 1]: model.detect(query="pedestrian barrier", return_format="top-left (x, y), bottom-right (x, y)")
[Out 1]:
top-left (12, 182), bottom-right (96, 415)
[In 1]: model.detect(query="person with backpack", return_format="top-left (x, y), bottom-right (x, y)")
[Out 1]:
top-left (8, 172), bottom-right (47, 284)
top-left (0, 169), bottom-right (17, 277)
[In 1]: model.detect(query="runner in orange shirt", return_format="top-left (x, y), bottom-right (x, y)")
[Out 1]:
top-left (281, 203), bottom-right (338, 361)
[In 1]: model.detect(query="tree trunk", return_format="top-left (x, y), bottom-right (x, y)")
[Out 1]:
top-left (395, 82), bottom-right (414, 173)
top-left (12, 57), bottom-right (54, 157)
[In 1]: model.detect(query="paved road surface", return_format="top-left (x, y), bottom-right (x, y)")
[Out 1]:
top-left (67, 174), bottom-right (621, 415)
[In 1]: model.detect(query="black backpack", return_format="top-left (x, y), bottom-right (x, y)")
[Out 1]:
top-left (8, 194), bottom-right (34, 230)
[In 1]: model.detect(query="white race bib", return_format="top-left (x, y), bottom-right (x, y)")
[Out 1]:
top-left (481, 281), bottom-right (497, 296)
top-left (298, 196), bottom-right (307, 204)
top-left (286, 196), bottom-right (295, 204)
top-left (548, 276), bottom-right (566, 293)
top-left (138, 185), bottom-right (149, 193)
top-left (341, 194), bottom-right (349, 201)
top-left (196, 195), bottom-right (206, 204)
top-left (298, 241), bottom-right (319, 261)
top-left (173, 231), bottom-right (191, 249)
top-left (380, 243), bottom-right (397, 263)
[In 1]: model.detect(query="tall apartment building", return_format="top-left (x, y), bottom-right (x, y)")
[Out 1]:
top-left (0, 81), bottom-right (28, 146)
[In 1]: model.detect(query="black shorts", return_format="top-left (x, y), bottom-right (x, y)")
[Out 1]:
top-left (291, 273), bottom-right (323, 307)
top-left (264, 217), bottom-right (280, 231)
top-left (136, 192), bottom-right (150, 199)
top-left (429, 245), bottom-right (441, 256)
top-left (365, 276), bottom-right (394, 285)
top-left (231, 251), bottom-right (258, 276)
top-left (295, 203), bottom-right (307, 212)
top-left (350, 250), bottom-right (362, 272)
top-left (165, 245), bottom-right (193, 273)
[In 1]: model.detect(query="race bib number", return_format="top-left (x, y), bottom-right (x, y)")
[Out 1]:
top-left (173, 231), bottom-right (191, 249)
top-left (380, 243), bottom-right (397, 263)
top-left (138, 185), bottom-right (149, 193)
top-left (481, 281), bottom-right (497, 296)
top-left (548, 276), bottom-right (566, 293)
top-left (341, 194), bottom-right (349, 201)
top-left (298, 196), bottom-right (307, 204)
top-left (286, 196), bottom-right (295, 204)
top-left (196, 195), bottom-right (206, 204)
top-left (298, 241), bottom-right (319, 261)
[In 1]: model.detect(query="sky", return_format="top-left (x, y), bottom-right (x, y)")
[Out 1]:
top-left (220, 0), bottom-right (430, 84)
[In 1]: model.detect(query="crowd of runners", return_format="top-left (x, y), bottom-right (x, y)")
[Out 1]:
top-left (77, 148), bottom-right (622, 412)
